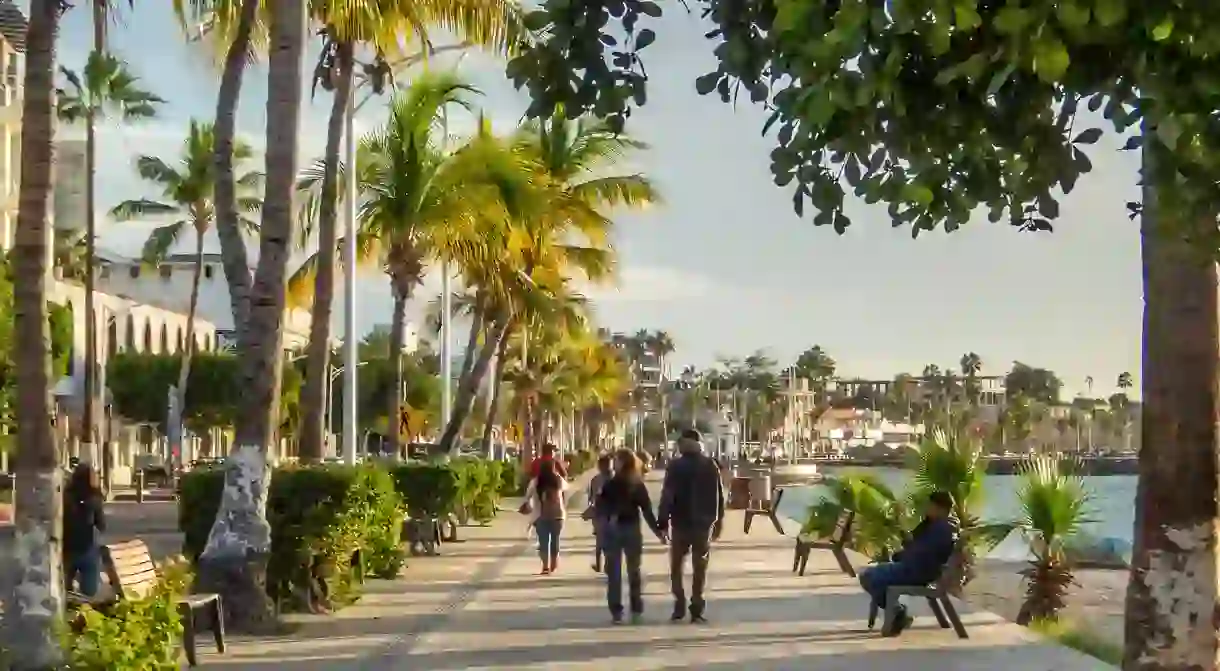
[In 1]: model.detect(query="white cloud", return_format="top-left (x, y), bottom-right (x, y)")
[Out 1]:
top-left (582, 265), bottom-right (725, 303)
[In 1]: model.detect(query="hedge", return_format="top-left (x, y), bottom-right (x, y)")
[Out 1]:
top-left (179, 463), bottom-right (403, 611)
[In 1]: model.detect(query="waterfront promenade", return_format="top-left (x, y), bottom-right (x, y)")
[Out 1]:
top-left (199, 473), bottom-right (1113, 670)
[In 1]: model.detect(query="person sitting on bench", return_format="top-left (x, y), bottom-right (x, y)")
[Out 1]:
top-left (858, 490), bottom-right (957, 636)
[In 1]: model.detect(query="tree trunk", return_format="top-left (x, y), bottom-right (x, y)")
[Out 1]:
top-left (1121, 145), bottom-right (1220, 670)
top-left (479, 329), bottom-right (510, 454)
top-left (457, 297), bottom-right (485, 384)
top-left (385, 289), bottom-right (407, 456)
top-left (3, 1), bottom-right (64, 667)
top-left (439, 321), bottom-right (508, 452)
top-left (172, 225), bottom-right (206, 448)
top-left (212, 0), bottom-right (260, 344)
top-left (197, 0), bottom-right (304, 634)
top-left (298, 43), bottom-right (353, 463)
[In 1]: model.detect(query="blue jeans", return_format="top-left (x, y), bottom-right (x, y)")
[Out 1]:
top-left (859, 561), bottom-right (917, 609)
top-left (67, 546), bottom-right (102, 596)
top-left (604, 522), bottom-right (644, 615)
top-left (534, 518), bottom-right (563, 567)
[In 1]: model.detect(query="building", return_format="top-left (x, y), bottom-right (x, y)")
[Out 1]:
top-left (0, 2), bottom-right (44, 259)
top-left (96, 252), bottom-right (314, 350)
top-left (53, 138), bottom-right (87, 231)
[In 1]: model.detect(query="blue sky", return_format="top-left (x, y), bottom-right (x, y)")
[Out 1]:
top-left (53, 3), bottom-right (1142, 397)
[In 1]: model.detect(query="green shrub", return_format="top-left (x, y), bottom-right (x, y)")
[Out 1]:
top-left (178, 463), bottom-right (403, 612)
top-left (388, 463), bottom-right (459, 519)
top-left (567, 449), bottom-right (598, 477)
top-left (453, 458), bottom-right (499, 523)
top-left (1030, 618), bottom-right (1121, 666)
top-left (62, 574), bottom-right (186, 670)
top-left (494, 460), bottom-right (523, 496)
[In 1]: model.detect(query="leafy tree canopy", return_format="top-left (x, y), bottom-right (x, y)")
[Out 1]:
top-left (0, 256), bottom-right (71, 431)
top-left (509, 0), bottom-right (1220, 237)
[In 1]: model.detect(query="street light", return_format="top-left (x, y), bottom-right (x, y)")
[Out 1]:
top-left (324, 361), bottom-right (366, 457)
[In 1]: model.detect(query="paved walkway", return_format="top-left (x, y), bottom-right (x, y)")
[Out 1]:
top-left (201, 474), bottom-right (1114, 670)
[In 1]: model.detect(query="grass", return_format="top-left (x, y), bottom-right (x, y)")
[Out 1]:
top-left (1030, 618), bottom-right (1122, 667)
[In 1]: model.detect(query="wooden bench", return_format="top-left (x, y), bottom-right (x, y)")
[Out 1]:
top-left (743, 485), bottom-right (787, 535)
top-left (792, 510), bottom-right (855, 577)
top-left (866, 548), bottom-right (969, 639)
top-left (102, 540), bottom-right (226, 666)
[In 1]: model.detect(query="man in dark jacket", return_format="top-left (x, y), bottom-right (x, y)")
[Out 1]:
top-left (658, 429), bottom-right (724, 623)
top-left (859, 490), bottom-right (958, 636)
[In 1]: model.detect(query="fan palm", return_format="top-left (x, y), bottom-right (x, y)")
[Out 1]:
top-left (110, 120), bottom-right (263, 424)
top-left (57, 50), bottom-right (162, 455)
top-left (801, 474), bottom-right (913, 561)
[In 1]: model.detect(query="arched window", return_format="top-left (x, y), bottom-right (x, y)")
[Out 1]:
top-left (143, 321), bottom-right (152, 353)
top-left (125, 314), bottom-right (135, 350)
top-left (160, 323), bottom-right (168, 354)
top-left (177, 329), bottom-right (184, 353)
top-left (107, 319), bottom-right (117, 359)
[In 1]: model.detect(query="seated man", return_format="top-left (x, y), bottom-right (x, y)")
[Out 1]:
top-left (858, 490), bottom-right (957, 636)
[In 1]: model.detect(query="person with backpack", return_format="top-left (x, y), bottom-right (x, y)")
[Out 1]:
top-left (658, 429), bottom-right (725, 623)
top-left (524, 459), bottom-right (568, 574)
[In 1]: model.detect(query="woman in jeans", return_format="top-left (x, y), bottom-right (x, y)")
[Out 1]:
top-left (597, 449), bottom-right (663, 624)
top-left (527, 459), bottom-right (567, 574)
top-left (63, 463), bottom-right (106, 596)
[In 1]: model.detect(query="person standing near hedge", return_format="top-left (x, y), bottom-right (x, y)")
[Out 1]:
top-left (598, 449), bottom-right (663, 624)
top-left (526, 460), bottom-right (568, 574)
top-left (63, 462), bottom-right (106, 597)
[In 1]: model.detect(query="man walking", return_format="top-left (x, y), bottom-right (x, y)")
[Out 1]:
top-left (658, 429), bottom-right (725, 623)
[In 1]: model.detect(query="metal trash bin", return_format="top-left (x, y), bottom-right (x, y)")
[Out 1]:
top-left (748, 475), bottom-right (773, 509)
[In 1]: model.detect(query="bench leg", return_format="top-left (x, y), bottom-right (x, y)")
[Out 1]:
top-left (880, 590), bottom-right (900, 636)
top-left (178, 602), bottom-right (198, 667)
top-left (796, 544), bottom-right (812, 576)
top-left (867, 601), bottom-right (879, 629)
top-left (792, 542), bottom-right (803, 573)
top-left (926, 596), bottom-right (950, 629)
top-left (940, 597), bottom-right (969, 639)
top-left (767, 510), bottom-right (785, 535)
top-left (211, 597), bottom-right (227, 654)
top-left (833, 548), bottom-right (856, 578)
top-left (743, 511), bottom-right (755, 535)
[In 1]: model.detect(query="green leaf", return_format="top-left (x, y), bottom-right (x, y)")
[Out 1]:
top-left (1121, 135), bottom-right (1142, 151)
top-left (1032, 37), bottom-right (1071, 81)
top-left (1151, 18), bottom-right (1173, 42)
top-left (1094, 0), bottom-right (1127, 28)
top-left (694, 73), bottom-right (718, 96)
top-left (638, 1), bottom-right (662, 17)
top-left (1055, 2), bottom-right (1091, 31)
top-left (635, 28), bottom-right (657, 50)
top-left (995, 6), bottom-right (1032, 35)
top-left (953, 3), bottom-right (982, 30)
top-left (1072, 128), bottom-right (1103, 144)
top-left (986, 63), bottom-right (1017, 95)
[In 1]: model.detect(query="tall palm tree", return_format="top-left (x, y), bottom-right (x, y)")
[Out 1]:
top-left (195, 0), bottom-right (305, 633)
top-left (959, 351), bottom-right (982, 406)
top-left (56, 51), bottom-right (161, 462)
top-left (110, 120), bottom-right (262, 436)
top-left (172, 0), bottom-right (262, 341)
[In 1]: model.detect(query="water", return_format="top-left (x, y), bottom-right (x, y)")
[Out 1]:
top-left (776, 467), bottom-right (1137, 562)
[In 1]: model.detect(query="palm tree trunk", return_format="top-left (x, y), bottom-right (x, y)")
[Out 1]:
top-left (1121, 144), bottom-right (1220, 668)
top-left (4, 2), bottom-right (63, 666)
top-left (439, 321), bottom-right (508, 452)
top-left (479, 323), bottom-right (510, 454)
top-left (212, 0), bottom-right (260, 343)
top-left (457, 296), bottom-right (486, 384)
top-left (385, 289), bottom-right (407, 457)
top-left (299, 43), bottom-right (353, 463)
top-left (197, 0), bottom-right (305, 634)
top-left (172, 225), bottom-right (206, 453)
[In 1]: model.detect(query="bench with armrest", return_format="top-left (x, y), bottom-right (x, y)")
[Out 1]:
top-left (85, 540), bottom-right (226, 666)
top-left (743, 485), bottom-right (788, 535)
top-left (865, 544), bottom-right (970, 639)
top-left (792, 510), bottom-right (856, 578)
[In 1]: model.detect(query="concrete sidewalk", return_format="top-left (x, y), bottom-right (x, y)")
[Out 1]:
top-left (202, 474), bottom-right (1114, 670)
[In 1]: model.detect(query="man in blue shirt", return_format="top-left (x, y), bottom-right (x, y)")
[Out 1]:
top-left (859, 490), bottom-right (958, 636)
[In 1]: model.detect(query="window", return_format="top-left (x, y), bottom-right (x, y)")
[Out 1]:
top-left (204, 265), bottom-right (214, 280)
top-left (99, 265), bottom-right (110, 279)
top-left (159, 265), bottom-right (172, 279)
top-left (128, 265), bottom-right (140, 279)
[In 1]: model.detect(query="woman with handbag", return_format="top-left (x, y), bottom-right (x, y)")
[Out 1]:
top-left (523, 460), bottom-right (568, 574)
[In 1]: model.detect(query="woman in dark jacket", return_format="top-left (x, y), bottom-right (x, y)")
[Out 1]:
top-left (597, 449), bottom-right (663, 624)
top-left (63, 463), bottom-right (106, 596)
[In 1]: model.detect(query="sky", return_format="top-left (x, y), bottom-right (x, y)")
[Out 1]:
top-left (50, 2), bottom-right (1143, 397)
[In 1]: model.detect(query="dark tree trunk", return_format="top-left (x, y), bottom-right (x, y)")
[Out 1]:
top-left (479, 328), bottom-right (510, 454)
top-left (298, 43), bottom-right (353, 463)
top-left (197, 0), bottom-right (305, 634)
top-left (212, 0), bottom-right (260, 344)
top-left (439, 321), bottom-right (508, 452)
top-left (3, 1), bottom-right (64, 667)
top-left (1121, 143), bottom-right (1220, 671)
top-left (385, 289), bottom-right (408, 456)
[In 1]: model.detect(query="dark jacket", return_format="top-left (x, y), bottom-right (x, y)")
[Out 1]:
top-left (63, 490), bottom-right (106, 556)
top-left (893, 516), bottom-right (956, 584)
top-left (597, 475), bottom-right (660, 532)
top-left (658, 452), bottom-right (724, 532)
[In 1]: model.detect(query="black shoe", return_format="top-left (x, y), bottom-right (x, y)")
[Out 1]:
top-left (611, 612), bottom-right (624, 625)
top-left (882, 608), bottom-right (913, 637)
top-left (690, 613), bottom-right (708, 624)
top-left (670, 609), bottom-right (686, 622)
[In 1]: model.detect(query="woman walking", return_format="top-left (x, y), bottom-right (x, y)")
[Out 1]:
top-left (598, 449), bottom-right (663, 624)
top-left (63, 462), bottom-right (106, 596)
top-left (525, 459), bottom-right (568, 574)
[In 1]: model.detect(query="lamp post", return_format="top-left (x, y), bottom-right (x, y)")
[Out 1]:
top-left (326, 361), bottom-right (366, 458)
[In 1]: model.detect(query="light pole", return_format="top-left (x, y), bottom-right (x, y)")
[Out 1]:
top-left (440, 266), bottom-right (452, 429)
top-left (326, 361), bottom-right (367, 458)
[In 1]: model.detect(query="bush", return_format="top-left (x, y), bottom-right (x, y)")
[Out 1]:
top-left (388, 463), bottom-right (458, 519)
top-left (62, 570), bottom-right (188, 670)
top-left (178, 463), bottom-right (403, 611)
top-left (567, 449), bottom-right (598, 477)
top-left (453, 458), bottom-right (500, 523)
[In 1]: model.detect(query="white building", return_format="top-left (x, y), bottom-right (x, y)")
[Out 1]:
top-left (96, 252), bottom-right (313, 350)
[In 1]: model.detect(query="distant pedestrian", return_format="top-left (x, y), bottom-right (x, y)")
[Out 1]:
top-left (529, 442), bottom-right (569, 479)
top-left (583, 454), bottom-right (614, 572)
top-left (658, 429), bottom-right (725, 623)
top-left (63, 463), bottom-right (106, 597)
top-left (597, 449), bottom-right (663, 624)
top-left (525, 459), bottom-right (568, 574)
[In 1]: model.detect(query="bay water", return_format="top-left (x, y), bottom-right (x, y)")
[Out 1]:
top-left (777, 466), bottom-right (1137, 562)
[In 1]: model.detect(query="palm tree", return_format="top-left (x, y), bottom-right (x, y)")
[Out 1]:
top-left (110, 120), bottom-right (262, 436)
top-left (7, 1), bottom-right (65, 665)
top-left (959, 352), bottom-right (982, 406)
top-left (195, 0), bottom-right (305, 633)
top-left (801, 474), bottom-right (913, 561)
top-left (1117, 371), bottom-right (1133, 392)
top-left (56, 50), bottom-right (161, 464)
top-left (53, 228), bottom-right (90, 281)
top-left (1002, 457), bottom-right (1094, 625)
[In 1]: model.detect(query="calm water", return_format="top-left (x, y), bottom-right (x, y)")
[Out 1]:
top-left (777, 466), bottom-right (1137, 562)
